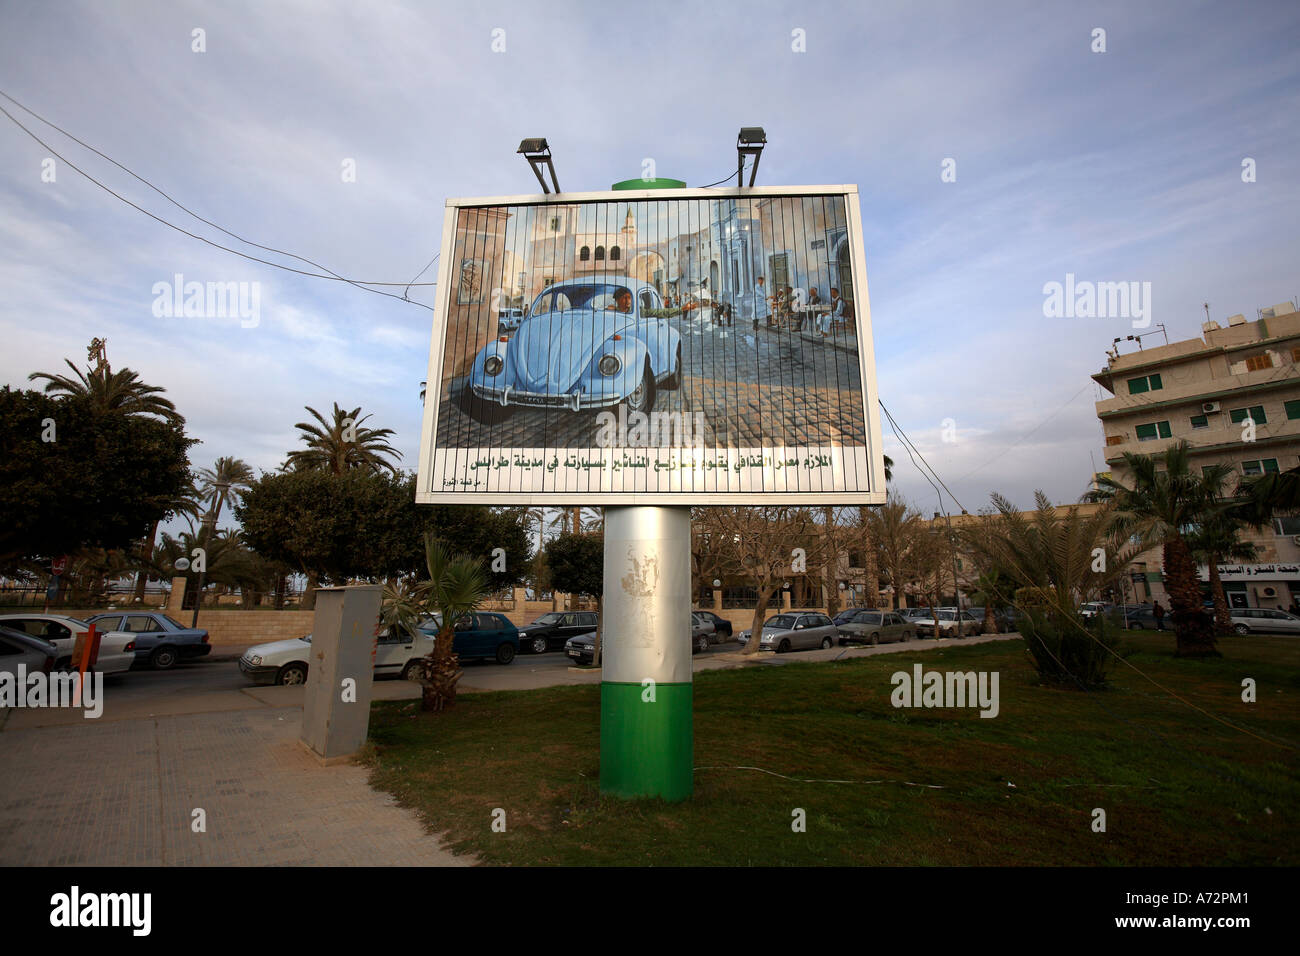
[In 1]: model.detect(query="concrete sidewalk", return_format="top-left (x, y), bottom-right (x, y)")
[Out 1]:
top-left (0, 705), bottom-right (470, 866)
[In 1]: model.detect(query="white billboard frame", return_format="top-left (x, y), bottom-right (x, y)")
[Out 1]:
top-left (415, 184), bottom-right (886, 506)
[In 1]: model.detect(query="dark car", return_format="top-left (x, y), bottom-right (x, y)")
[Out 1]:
top-left (417, 612), bottom-right (520, 665)
top-left (832, 606), bottom-right (879, 626)
top-left (693, 610), bottom-right (733, 640)
top-left (516, 611), bottom-right (598, 654)
top-left (967, 606), bottom-right (1017, 634)
top-left (84, 611), bottom-right (211, 669)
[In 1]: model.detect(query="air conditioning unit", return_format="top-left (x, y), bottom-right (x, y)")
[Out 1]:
top-left (1292, 535), bottom-right (1300, 546)
top-left (1201, 402), bottom-right (1221, 413)
top-left (1262, 587), bottom-right (1277, 598)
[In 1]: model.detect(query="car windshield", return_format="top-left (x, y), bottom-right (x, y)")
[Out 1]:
top-left (765, 615), bottom-right (798, 629)
top-left (533, 613), bottom-right (563, 625)
top-left (531, 284), bottom-right (632, 316)
top-left (300, 634), bottom-right (312, 643)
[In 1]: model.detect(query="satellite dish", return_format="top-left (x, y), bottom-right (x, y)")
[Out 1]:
top-left (175, 557), bottom-right (191, 572)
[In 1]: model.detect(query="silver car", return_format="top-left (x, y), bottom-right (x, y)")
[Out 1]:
top-left (690, 612), bottom-right (716, 653)
top-left (0, 613), bottom-right (137, 674)
top-left (0, 626), bottom-right (56, 678)
top-left (1229, 608), bottom-right (1300, 635)
top-left (737, 612), bottom-right (839, 653)
top-left (837, 610), bottom-right (914, 646)
top-left (911, 609), bottom-right (982, 638)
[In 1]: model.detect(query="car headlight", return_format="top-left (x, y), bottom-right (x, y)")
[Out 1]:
top-left (248, 655), bottom-right (262, 665)
top-left (760, 634), bottom-right (774, 643)
top-left (598, 353), bottom-right (621, 376)
top-left (484, 355), bottom-right (504, 376)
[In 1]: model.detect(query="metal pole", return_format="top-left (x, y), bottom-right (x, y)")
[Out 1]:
top-left (599, 505), bottom-right (693, 801)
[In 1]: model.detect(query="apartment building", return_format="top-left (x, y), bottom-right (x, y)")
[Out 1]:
top-left (1092, 301), bottom-right (1300, 610)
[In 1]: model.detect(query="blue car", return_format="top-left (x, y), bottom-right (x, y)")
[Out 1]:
top-left (463, 279), bottom-right (682, 422)
top-left (83, 611), bottom-right (211, 669)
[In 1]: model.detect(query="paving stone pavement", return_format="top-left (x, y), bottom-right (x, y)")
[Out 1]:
top-left (0, 707), bottom-right (471, 866)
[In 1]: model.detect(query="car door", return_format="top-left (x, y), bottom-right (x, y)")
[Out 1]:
top-left (1261, 609), bottom-right (1300, 634)
top-left (881, 613), bottom-right (904, 643)
top-left (374, 626), bottom-right (416, 675)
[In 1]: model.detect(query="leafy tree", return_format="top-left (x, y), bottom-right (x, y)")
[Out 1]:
top-left (196, 457), bottom-right (255, 531)
top-left (0, 387), bottom-right (194, 575)
top-left (545, 531), bottom-right (604, 661)
top-left (131, 476), bottom-right (203, 601)
top-left (284, 402), bottom-right (402, 475)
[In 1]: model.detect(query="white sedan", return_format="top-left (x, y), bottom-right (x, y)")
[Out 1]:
top-left (0, 613), bottom-right (136, 674)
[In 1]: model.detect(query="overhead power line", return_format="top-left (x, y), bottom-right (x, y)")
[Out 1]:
top-left (0, 89), bottom-right (436, 310)
top-left (879, 399), bottom-right (971, 515)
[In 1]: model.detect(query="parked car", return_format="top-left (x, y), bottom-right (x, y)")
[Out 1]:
top-left (737, 612), bottom-right (839, 652)
top-left (239, 612), bottom-right (521, 685)
top-left (690, 612), bottom-right (716, 652)
top-left (83, 611), bottom-right (211, 670)
top-left (897, 607), bottom-right (933, 622)
top-left (837, 609), bottom-right (914, 646)
top-left (1078, 602), bottom-right (1115, 620)
top-left (832, 606), bottom-right (878, 626)
top-left (565, 614), bottom-right (711, 665)
top-left (911, 610), bottom-right (982, 638)
top-left (463, 279), bottom-right (682, 422)
top-left (0, 613), bottom-right (135, 674)
top-left (966, 606), bottom-right (1017, 634)
top-left (0, 625), bottom-right (56, 678)
top-left (497, 307), bottom-right (525, 333)
top-left (693, 610), bottom-right (733, 640)
top-left (1228, 607), bottom-right (1300, 635)
top-left (1118, 604), bottom-right (1158, 629)
top-left (517, 611), bottom-right (598, 655)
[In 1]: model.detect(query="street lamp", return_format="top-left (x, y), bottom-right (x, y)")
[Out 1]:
top-left (518, 138), bottom-right (561, 194)
top-left (736, 127), bottom-right (767, 188)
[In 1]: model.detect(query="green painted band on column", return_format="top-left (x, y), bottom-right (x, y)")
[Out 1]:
top-left (599, 681), bottom-right (693, 801)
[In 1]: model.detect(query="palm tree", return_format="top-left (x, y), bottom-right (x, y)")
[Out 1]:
top-left (414, 535), bottom-right (490, 712)
top-left (132, 476), bottom-right (204, 601)
top-left (1089, 442), bottom-right (1222, 656)
top-left (29, 340), bottom-right (182, 425)
top-left (196, 457), bottom-right (255, 532)
top-left (284, 402), bottom-right (402, 475)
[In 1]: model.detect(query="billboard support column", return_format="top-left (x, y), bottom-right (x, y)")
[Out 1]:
top-left (599, 505), bottom-right (693, 801)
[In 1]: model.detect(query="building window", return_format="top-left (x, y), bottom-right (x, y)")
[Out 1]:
top-left (1105, 434), bottom-right (1124, 446)
top-left (579, 246), bottom-right (590, 261)
top-left (595, 246), bottom-right (605, 261)
top-left (1189, 414), bottom-right (1209, 429)
top-left (1127, 373), bottom-right (1163, 394)
top-left (1273, 516), bottom-right (1300, 536)
top-left (1286, 399), bottom-right (1300, 420)
top-left (1292, 346), bottom-right (1300, 363)
top-left (610, 246), bottom-right (621, 261)
top-left (1135, 421), bottom-right (1172, 441)
top-left (1229, 405), bottom-right (1267, 425)
top-left (549, 216), bottom-right (560, 232)
top-left (1244, 354), bottom-right (1272, 372)
top-left (1241, 459), bottom-right (1280, 476)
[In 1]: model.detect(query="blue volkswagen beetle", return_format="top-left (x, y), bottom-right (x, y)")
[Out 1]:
top-left (463, 279), bottom-right (681, 422)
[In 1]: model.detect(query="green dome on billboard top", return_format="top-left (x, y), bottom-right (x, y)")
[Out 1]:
top-left (611, 177), bottom-right (688, 190)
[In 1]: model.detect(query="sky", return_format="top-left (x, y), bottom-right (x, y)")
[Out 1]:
top-left (2, 0), bottom-right (1298, 527)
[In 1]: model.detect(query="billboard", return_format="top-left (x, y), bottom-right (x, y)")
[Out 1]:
top-left (416, 185), bottom-right (885, 505)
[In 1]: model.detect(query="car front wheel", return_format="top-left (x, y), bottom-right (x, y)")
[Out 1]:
top-left (277, 662), bottom-right (308, 685)
top-left (626, 360), bottom-right (656, 414)
top-left (401, 659), bottom-right (426, 681)
top-left (820, 636), bottom-right (833, 649)
top-left (529, 634), bottom-right (548, 654)
top-left (1233, 623), bottom-right (1250, 636)
top-left (695, 634), bottom-right (710, 654)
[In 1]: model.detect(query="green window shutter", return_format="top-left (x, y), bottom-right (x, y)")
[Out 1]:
top-left (1264, 459), bottom-right (1279, 473)
top-left (1127, 376), bottom-right (1149, 395)
top-left (1189, 414), bottom-right (1208, 428)
top-left (1242, 460), bottom-right (1262, 476)
top-left (1252, 405), bottom-right (1267, 424)
top-left (1286, 399), bottom-right (1300, 420)
top-left (1157, 421), bottom-right (1172, 438)
top-left (1135, 423), bottom-right (1157, 440)
top-left (1230, 408), bottom-right (1247, 423)
top-left (1148, 373), bottom-right (1162, 390)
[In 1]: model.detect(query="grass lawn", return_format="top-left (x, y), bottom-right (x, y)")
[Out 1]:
top-left (361, 632), bottom-right (1299, 866)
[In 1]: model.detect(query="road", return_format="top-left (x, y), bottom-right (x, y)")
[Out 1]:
top-left (0, 631), bottom-right (1022, 729)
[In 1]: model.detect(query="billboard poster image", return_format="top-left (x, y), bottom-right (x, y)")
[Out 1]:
top-left (416, 185), bottom-right (885, 504)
